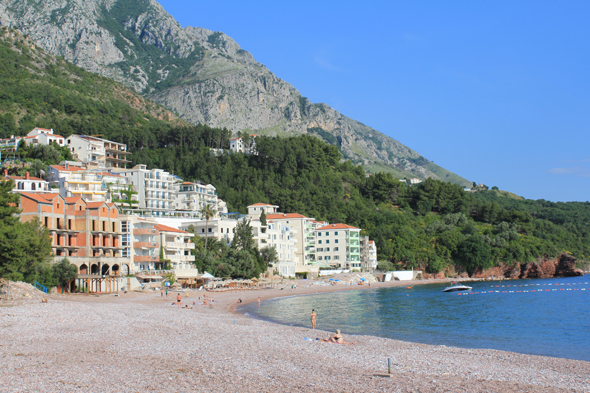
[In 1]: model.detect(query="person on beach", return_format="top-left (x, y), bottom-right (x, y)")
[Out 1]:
top-left (322, 329), bottom-right (354, 345)
top-left (310, 309), bottom-right (317, 329)
top-left (160, 288), bottom-right (164, 297)
top-left (176, 293), bottom-right (182, 308)
top-left (257, 297), bottom-right (260, 307)
top-left (237, 298), bottom-right (243, 303)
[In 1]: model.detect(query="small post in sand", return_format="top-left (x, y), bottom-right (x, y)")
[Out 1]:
top-left (374, 358), bottom-right (394, 378)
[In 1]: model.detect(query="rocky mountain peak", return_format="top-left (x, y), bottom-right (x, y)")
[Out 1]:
top-left (0, 0), bottom-right (470, 185)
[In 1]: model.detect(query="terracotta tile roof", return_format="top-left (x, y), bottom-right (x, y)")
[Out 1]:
top-left (86, 202), bottom-right (108, 209)
top-left (266, 213), bottom-right (308, 220)
top-left (229, 137), bottom-right (240, 141)
top-left (64, 197), bottom-right (85, 204)
top-left (34, 127), bottom-right (52, 131)
top-left (249, 203), bottom-right (277, 207)
top-left (316, 223), bottom-right (360, 230)
top-left (50, 135), bottom-right (65, 138)
top-left (50, 165), bottom-right (85, 172)
top-left (7, 175), bottom-right (45, 181)
top-left (154, 224), bottom-right (189, 234)
top-left (18, 192), bottom-right (53, 203)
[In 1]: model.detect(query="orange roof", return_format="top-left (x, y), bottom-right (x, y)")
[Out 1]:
top-left (229, 137), bottom-right (240, 141)
top-left (49, 134), bottom-right (64, 138)
top-left (267, 213), bottom-right (308, 220)
top-left (64, 197), bottom-right (85, 204)
top-left (18, 192), bottom-right (61, 203)
top-left (86, 202), bottom-right (108, 209)
top-left (34, 127), bottom-right (52, 131)
top-left (50, 165), bottom-right (85, 172)
top-left (316, 223), bottom-right (360, 230)
top-left (369, 240), bottom-right (375, 244)
top-left (154, 224), bottom-right (189, 234)
top-left (7, 175), bottom-right (45, 181)
top-left (249, 203), bottom-right (277, 207)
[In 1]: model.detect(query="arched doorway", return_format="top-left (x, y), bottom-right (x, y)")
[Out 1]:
top-left (79, 264), bottom-right (88, 275)
top-left (112, 264), bottom-right (120, 276)
top-left (91, 264), bottom-right (99, 275)
top-left (101, 264), bottom-right (110, 276)
top-left (121, 264), bottom-right (129, 276)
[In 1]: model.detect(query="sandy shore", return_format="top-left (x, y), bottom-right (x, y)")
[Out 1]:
top-left (1, 279), bottom-right (589, 392)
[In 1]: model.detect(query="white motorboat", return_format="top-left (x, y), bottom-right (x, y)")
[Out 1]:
top-left (442, 281), bottom-right (473, 292)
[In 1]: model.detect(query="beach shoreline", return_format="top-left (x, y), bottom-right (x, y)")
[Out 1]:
top-left (2, 278), bottom-right (588, 392)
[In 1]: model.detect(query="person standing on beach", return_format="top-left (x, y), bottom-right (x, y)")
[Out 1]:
top-left (160, 288), bottom-right (164, 297)
top-left (176, 293), bottom-right (182, 308)
top-left (310, 309), bottom-right (317, 329)
top-left (257, 297), bottom-right (261, 307)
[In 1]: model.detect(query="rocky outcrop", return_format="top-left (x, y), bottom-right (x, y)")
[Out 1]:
top-left (518, 254), bottom-right (582, 279)
top-left (0, 0), bottom-right (470, 185)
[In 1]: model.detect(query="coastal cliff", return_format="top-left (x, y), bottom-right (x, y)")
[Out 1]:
top-left (470, 254), bottom-right (584, 279)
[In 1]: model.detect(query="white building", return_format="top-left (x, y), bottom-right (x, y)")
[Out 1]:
top-left (176, 181), bottom-right (219, 213)
top-left (266, 220), bottom-right (298, 277)
top-left (2, 170), bottom-right (50, 193)
top-left (115, 165), bottom-right (178, 211)
top-left (229, 134), bottom-right (258, 155)
top-left (25, 127), bottom-right (65, 147)
top-left (314, 223), bottom-right (361, 269)
top-left (360, 236), bottom-right (378, 271)
top-left (47, 164), bottom-right (106, 201)
top-left (66, 135), bottom-right (130, 168)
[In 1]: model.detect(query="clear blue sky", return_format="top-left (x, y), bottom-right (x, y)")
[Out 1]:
top-left (157, 0), bottom-right (589, 202)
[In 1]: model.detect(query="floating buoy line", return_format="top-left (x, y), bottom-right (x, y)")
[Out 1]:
top-left (457, 282), bottom-right (589, 295)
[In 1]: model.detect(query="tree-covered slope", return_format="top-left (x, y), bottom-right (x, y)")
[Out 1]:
top-left (0, 27), bottom-right (185, 140)
top-left (0, 0), bottom-right (470, 186)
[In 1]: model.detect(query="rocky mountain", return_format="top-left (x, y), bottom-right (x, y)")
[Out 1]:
top-left (0, 0), bottom-right (470, 185)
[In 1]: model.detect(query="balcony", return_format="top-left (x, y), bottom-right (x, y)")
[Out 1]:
top-left (134, 255), bottom-right (159, 262)
top-left (133, 228), bottom-right (158, 236)
top-left (134, 241), bottom-right (159, 249)
top-left (165, 242), bottom-right (195, 250)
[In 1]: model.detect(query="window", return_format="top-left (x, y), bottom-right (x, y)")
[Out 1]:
top-left (202, 228), bottom-right (205, 233)
top-left (334, 255), bottom-right (340, 260)
top-left (220, 228), bottom-right (223, 233)
top-left (326, 240), bottom-right (330, 244)
top-left (208, 228), bottom-right (212, 232)
top-left (335, 239), bottom-right (339, 244)
top-left (325, 256), bottom-right (331, 261)
top-left (317, 232), bottom-right (321, 236)
top-left (334, 231), bottom-right (338, 236)
top-left (325, 232), bottom-right (329, 236)
top-left (325, 247), bottom-right (330, 252)
top-left (317, 248), bottom-right (323, 252)
top-left (334, 247), bottom-right (339, 252)
top-left (318, 256), bottom-right (323, 261)
top-left (318, 240), bottom-right (322, 244)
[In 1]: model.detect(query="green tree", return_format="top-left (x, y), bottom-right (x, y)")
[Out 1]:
top-left (52, 258), bottom-right (78, 292)
top-left (456, 235), bottom-right (492, 276)
top-left (259, 209), bottom-right (267, 233)
top-left (260, 246), bottom-right (278, 267)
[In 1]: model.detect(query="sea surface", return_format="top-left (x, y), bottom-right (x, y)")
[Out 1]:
top-left (241, 276), bottom-right (590, 361)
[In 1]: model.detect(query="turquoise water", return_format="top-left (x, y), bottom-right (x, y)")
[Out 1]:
top-left (241, 277), bottom-right (590, 361)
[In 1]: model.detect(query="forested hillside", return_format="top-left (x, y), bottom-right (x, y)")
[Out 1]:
top-left (131, 130), bottom-right (590, 275)
top-left (1, 26), bottom-right (588, 276)
top-left (0, 27), bottom-right (183, 139)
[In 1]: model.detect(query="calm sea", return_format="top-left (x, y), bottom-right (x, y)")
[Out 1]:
top-left (241, 276), bottom-right (590, 361)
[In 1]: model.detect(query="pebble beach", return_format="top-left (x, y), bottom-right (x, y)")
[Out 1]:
top-left (1, 280), bottom-right (589, 392)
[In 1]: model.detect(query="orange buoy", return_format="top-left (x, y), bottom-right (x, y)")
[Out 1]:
top-left (406, 287), bottom-right (412, 289)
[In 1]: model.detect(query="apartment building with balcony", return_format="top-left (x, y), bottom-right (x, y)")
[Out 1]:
top-left (48, 164), bottom-right (107, 202)
top-left (176, 181), bottom-right (219, 213)
top-left (18, 193), bottom-right (129, 276)
top-left (314, 224), bottom-right (361, 269)
top-left (154, 224), bottom-right (196, 271)
top-left (116, 165), bottom-right (178, 211)
top-left (120, 216), bottom-right (197, 277)
top-left (66, 135), bottom-right (131, 168)
top-left (266, 220), bottom-right (298, 277)
top-left (360, 236), bottom-right (378, 271)
top-left (3, 169), bottom-right (50, 193)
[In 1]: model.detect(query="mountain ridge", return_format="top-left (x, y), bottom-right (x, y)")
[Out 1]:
top-left (0, 0), bottom-right (470, 185)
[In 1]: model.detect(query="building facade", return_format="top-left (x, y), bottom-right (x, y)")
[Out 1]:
top-left (314, 224), bottom-right (361, 269)
top-left (116, 165), bottom-right (178, 211)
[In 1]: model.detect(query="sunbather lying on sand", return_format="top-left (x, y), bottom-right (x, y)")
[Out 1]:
top-left (322, 330), bottom-right (354, 345)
